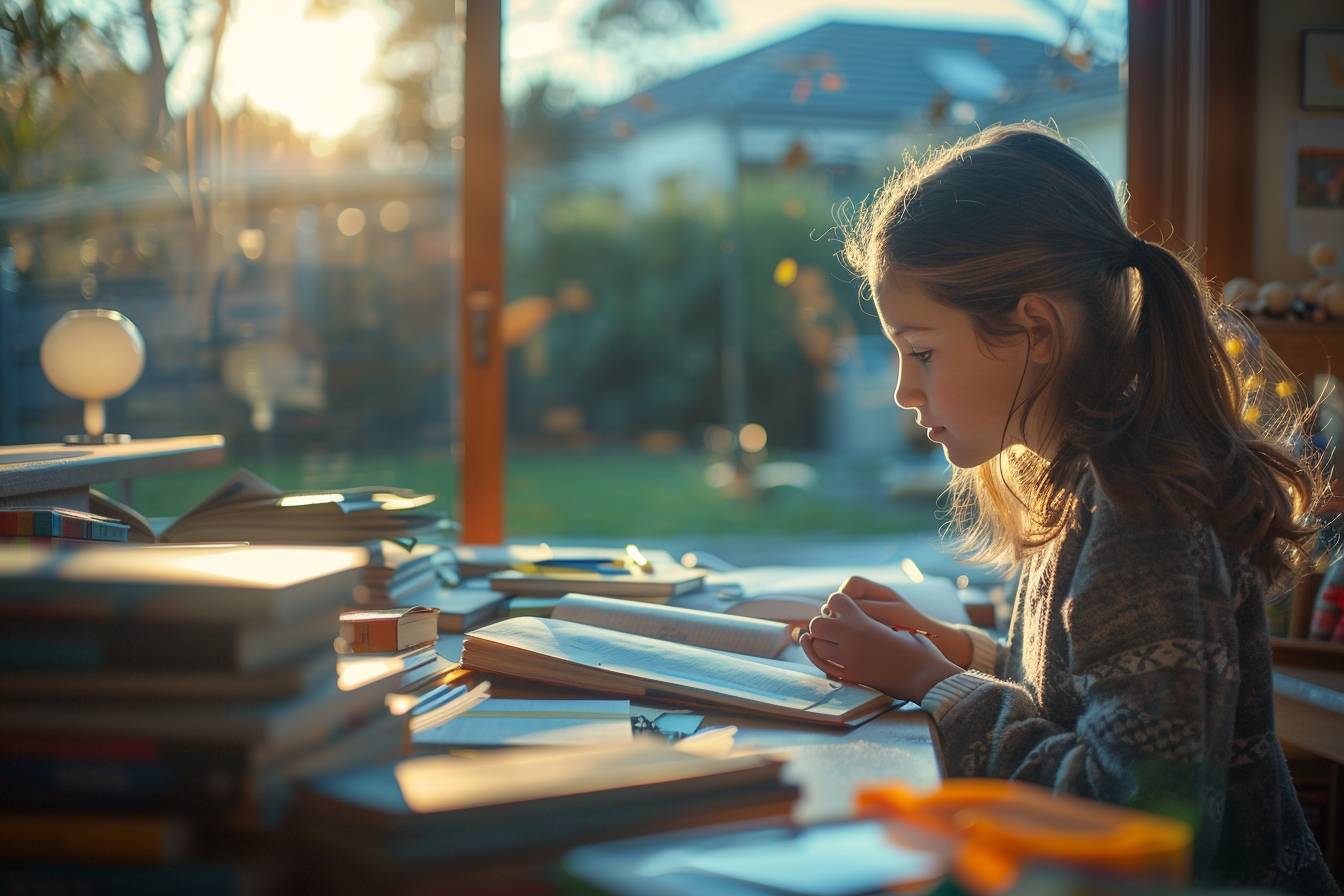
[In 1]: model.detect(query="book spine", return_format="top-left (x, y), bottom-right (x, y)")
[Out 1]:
top-left (0, 861), bottom-right (270, 896)
top-left (88, 519), bottom-right (130, 542)
top-left (0, 624), bottom-right (241, 670)
top-left (341, 617), bottom-right (400, 653)
top-left (0, 755), bottom-right (250, 812)
top-left (0, 813), bottom-right (192, 863)
top-left (0, 510), bottom-right (36, 536)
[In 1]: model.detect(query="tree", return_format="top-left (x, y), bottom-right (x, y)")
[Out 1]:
top-left (578, 0), bottom-right (719, 92)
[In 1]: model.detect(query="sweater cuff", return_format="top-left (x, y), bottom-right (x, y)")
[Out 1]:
top-left (920, 670), bottom-right (998, 723)
top-left (950, 624), bottom-right (1000, 675)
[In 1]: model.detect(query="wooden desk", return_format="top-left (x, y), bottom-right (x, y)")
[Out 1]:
top-left (1275, 666), bottom-right (1344, 765)
top-left (0, 435), bottom-right (225, 510)
top-left (435, 632), bottom-right (944, 821)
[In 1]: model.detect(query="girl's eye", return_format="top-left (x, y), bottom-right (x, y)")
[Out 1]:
top-left (910, 350), bottom-right (933, 364)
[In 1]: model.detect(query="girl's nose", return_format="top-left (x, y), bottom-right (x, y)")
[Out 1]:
top-left (894, 382), bottom-right (922, 411)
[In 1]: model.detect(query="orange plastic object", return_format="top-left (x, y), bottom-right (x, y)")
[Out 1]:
top-left (857, 779), bottom-right (1192, 895)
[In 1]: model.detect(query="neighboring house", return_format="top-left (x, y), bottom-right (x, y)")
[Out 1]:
top-left (565, 19), bottom-right (1126, 212)
top-left (551, 19), bottom-right (1125, 461)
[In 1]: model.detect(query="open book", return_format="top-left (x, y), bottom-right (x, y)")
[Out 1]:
top-left (146, 469), bottom-right (450, 544)
top-left (461, 615), bottom-right (891, 726)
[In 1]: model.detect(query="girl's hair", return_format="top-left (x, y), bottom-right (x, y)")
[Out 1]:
top-left (841, 121), bottom-right (1322, 584)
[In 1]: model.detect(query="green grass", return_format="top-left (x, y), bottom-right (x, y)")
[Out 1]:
top-left (109, 448), bottom-right (939, 537)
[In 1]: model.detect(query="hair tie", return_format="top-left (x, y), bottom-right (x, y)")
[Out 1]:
top-left (1126, 237), bottom-right (1148, 267)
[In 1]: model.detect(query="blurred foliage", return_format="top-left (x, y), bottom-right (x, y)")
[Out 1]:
top-left (505, 171), bottom-right (867, 449)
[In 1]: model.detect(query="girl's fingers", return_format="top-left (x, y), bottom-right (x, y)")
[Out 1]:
top-left (839, 575), bottom-right (899, 602)
top-left (806, 615), bottom-right (841, 640)
top-left (798, 633), bottom-right (845, 674)
top-left (824, 591), bottom-right (862, 619)
top-left (855, 599), bottom-right (919, 627)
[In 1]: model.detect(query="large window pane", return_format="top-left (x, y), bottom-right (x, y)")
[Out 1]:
top-left (501, 1), bottom-right (1127, 553)
top-left (1, 0), bottom-right (463, 514)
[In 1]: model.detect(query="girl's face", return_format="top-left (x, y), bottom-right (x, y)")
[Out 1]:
top-left (874, 275), bottom-right (1042, 469)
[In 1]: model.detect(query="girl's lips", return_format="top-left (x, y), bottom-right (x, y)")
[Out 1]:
top-left (926, 426), bottom-right (946, 440)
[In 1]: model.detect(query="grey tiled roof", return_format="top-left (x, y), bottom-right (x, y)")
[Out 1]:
top-left (586, 19), bottom-right (1106, 132)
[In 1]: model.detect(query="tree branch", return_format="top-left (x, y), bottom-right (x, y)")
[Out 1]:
top-left (138, 0), bottom-right (169, 151)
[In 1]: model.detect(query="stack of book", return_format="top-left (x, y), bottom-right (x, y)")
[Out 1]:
top-left (0, 542), bottom-right (409, 891)
top-left (105, 468), bottom-right (463, 611)
top-left (286, 742), bottom-right (797, 893)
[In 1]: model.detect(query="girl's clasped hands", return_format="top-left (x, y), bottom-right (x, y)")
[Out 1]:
top-left (798, 576), bottom-right (971, 702)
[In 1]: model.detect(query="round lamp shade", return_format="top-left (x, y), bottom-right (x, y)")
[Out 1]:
top-left (40, 309), bottom-right (145, 401)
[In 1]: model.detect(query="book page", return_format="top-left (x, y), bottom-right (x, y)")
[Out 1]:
top-left (715, 567), bottom-right (969, 626)
top-left (553, 594), bottom-right (794, 658)
top-left (467, 617), bottom-right (884, 720)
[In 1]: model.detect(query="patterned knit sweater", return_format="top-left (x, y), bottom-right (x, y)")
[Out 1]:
top-left (920, 477), bottom-right (1339, 894)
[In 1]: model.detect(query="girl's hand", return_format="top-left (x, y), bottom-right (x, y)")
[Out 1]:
top-left (798, 592), bottom-right (963, 702)
top-left (837, 575), bottom-right (973, 669)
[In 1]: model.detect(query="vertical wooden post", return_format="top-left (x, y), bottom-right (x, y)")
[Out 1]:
top-left (459, 0), bottom-right (506, 543)
top-left (1126, 0), bottom-right (1193, 245)
top-left (1127, 0), bottom-right (1256, 287)
top-left (1202, 0), bottom-right (1257, 287)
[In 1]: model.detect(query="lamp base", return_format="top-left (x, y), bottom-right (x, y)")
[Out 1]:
top-left (63, 433), bottom-right (133, 445)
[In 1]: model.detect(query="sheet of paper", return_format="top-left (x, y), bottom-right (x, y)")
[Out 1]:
top-left (414, 698), bottom-right (632, 748)
top-left (709, 566), bottom-right (968, 625)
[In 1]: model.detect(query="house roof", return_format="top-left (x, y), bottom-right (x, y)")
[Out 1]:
top-left (587, 19), bottom-right (1113, 134)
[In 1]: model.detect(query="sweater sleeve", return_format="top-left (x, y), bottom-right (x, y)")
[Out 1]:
top-left (920, 502), bottom-right (1239, 862)
top-left (949, 623), bottom-right (1001, 675)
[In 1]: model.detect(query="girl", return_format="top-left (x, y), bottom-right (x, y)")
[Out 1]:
top-left (798, 122), bottom-right (1339, 895)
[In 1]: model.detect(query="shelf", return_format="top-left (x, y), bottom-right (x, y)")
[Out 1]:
top-left (1252, 319), bottom-right (1344, 385)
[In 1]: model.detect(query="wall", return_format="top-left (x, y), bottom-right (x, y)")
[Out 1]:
top-left (1254, 0), bottom-right (1344, 283)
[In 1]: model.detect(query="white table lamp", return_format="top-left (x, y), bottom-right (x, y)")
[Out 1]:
top-left (40, 309), bottom-right (145, 443)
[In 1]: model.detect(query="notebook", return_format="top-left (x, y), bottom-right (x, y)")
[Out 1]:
top-left (461, 617), bottom-right (891, 726)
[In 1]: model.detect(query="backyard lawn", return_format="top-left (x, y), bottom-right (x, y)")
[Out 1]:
top-left (110, 448), bottom-right (943, 538)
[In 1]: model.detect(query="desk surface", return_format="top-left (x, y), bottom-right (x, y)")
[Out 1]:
top-left (436, 632), bottom-right (943, 821)
top-left (1274, 665), bottom-right (1344, 764)
top-left (0, 435), bottom-right (226, 507)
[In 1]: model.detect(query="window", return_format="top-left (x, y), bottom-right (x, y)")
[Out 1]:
top-left (1, 0), bottom-right (468, 520)
top-left (497, 0), bottom-right (1129, 550)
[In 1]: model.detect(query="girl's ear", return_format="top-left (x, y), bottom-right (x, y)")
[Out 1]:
top-left (1015, 293), bottom-right (1064, 366)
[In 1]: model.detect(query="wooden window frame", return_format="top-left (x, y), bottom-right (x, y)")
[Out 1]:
top-left (457, 1), bottom-right (1256, 542)
top-left (459, 0), bottom-right (505, 543)
top-left (1127, 0), bottom-right (1256, 286)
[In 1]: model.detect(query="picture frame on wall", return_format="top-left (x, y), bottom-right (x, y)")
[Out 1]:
top-left (1301, 30), bottom-right (1344, 111)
